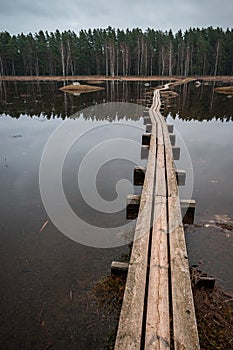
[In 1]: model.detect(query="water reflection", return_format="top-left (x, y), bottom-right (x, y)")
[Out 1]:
top-left (0, 80), bottom-right (233, 349)
top-left (0, 81), bottom-right (157, 120)
top-left (166, 82), bottom-right (233, 121)
top-left (0, 88), bottom-right (147, 349)
top-left (166, 81), bottom-right (233, 291)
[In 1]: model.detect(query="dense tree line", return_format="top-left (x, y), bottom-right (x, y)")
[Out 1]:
top-left (0, 27), bottom-right (232, 77)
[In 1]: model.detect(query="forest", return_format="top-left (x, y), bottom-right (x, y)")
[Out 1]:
top-left (0, 26), bottom-right (232, 77)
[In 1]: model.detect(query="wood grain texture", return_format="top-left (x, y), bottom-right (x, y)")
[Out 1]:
top-left (114, 124), bottom-right (157, 350)
top-left (115, 86), bottom-right (200, 350)
top-left (154, 90), bottom-right (200, 349)
top-left (145, 121), bottom-right (170, 349)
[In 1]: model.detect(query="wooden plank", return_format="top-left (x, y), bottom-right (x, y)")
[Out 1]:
top-left (154, 118), bottom-right (166, 197)
top-left (116, 87), bottom-right (199, 350)
top-left (145, 197), bottom-right (170, 350)
top-left (145, 119), bottom-right (170, 349)
top-left (114, 196), bottom-right (152, 349)
top-left (168, 197), bottom-right (200, 350)
top-left (158, 117), bottom-right (178, 198)
top-left (114, 124), bottom-right (157, 350)
top-left (155, 90), bottom-right (200, 350)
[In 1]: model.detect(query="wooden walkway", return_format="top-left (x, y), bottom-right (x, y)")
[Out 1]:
top-left (114, 86), bottom-right (200, 350)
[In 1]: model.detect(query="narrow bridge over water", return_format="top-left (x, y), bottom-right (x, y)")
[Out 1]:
top-left (114, 85), bottom-right (200, 350)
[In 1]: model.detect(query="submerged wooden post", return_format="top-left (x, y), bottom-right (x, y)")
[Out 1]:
top-left (141, 145), bottom-right (149, 159)
top-left (142, 133), bottom-right (151, 146)
top-left (167, 124), bottom-right (174, 133)
top-left (172, 146), bottom-right (180, 160)
top-left (143, 110), bottom-right (149, 117)
top-left (176, 170), bottom-right (186, 186)
top-left (146, 124), bottom-right (152, 133)
top-left (126, 194), bottom-right (140, 219)
top-left (180, 199), bottom-right (196, 225)
top-left (111, 261), bottom-right (129, 277)
top-left (143, 116), bottom-right (151, 125)
top-left (134, 166), bottom-right (146, 186)
top-left (169, 133), bottom-right (176, 146)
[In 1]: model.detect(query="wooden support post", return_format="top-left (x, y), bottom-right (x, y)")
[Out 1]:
top-left (111, 261), bottom-right (129, 277)
top-left (141, 145), bottom-right (149, 159)
top-left (142, 133), bottom-right (151, 146)
top-left (134, 166), bottom-right (146, 186)
top-left (169, 133), bottom-right (176, 146)
top-left (126, 194), bottom-right (140, 219)
top-left (143, 110), bottom-right (149, 117)
top-left (176, 170), bottom-right (186, 186)
top-left (146, 124), bottom-right (152, 133)
top-left (195, 277), bottom-right (215, 289)
top-left (172, 146), bottom-right (180, 160)
top-left (143, 116), bottom-right (151, 125)
top-left (180, 199), bottom-right (196, 225)
top-left (167, 124), bottom-right (174, 133)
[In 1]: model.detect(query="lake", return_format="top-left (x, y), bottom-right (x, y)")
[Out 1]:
top-left (0, 79), bottom-right (233, 349)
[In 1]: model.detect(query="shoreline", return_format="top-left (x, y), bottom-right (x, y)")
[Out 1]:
top-left (1, 75), bottom-right (233, 83)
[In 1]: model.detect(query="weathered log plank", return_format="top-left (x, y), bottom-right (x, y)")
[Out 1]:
top-left (115, 87), bottom-right (199, 350)
top-left (145, 197), bottom-right (170, 350)
top-left (114, 125), bottom-right (157, 350)
top-left (168, 197), bottom-right (200, 350)
top-left (145, 121), bottom-right (170, 349)
top-left (155, 101), bottom-right (199, 349)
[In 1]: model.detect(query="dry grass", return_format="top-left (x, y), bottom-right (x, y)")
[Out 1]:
top-left (193, 286), bottom-right (233, 349)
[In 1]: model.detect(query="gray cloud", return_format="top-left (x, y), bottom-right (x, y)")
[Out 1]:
top-left (0, 0), bottom-right (232, 34)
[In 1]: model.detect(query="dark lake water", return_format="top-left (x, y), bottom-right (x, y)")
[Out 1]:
top-left (0, 80), bottom-right (233, 349)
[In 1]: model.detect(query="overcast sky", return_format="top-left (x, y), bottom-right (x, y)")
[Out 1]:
top-left (0, 0), bottom-right (232, 35)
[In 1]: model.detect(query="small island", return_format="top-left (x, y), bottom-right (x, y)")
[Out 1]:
top-left (59, 82), bottom-right (104, 94)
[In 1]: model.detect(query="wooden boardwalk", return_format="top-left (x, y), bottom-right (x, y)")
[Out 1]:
top-left (114, 86), bottom-right (200, 350)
